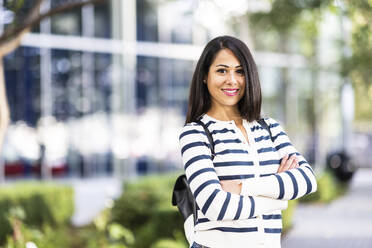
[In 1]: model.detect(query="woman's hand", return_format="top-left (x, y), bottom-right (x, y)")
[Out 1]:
top-left (220, 180), bottom-right (242, 194)
top-left (277, 154), bottom-right (299, 173)
top-left (221, 154), bottom-right (299, 193)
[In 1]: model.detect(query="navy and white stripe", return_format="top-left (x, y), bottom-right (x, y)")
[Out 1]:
top-left (240, 117), bottom-right (317, 201)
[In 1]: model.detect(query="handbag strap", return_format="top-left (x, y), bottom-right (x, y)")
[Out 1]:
top-left (257, 118), bottom-right (274, 142)
top-left (195, 120), bottom-right (216, 160)
top-left (191, 119), bottom-right (215, 224)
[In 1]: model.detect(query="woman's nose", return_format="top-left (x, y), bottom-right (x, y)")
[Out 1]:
top-left (226, 71), bottom-right (238, 84)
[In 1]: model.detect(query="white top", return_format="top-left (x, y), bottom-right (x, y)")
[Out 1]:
top-left (179, 114), bottom-right (317, 248)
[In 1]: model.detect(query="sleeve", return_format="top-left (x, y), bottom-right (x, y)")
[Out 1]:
top-left (180, 123), bottom-right (288, 222)
top-left (240, 118), bottom-right (317, 200)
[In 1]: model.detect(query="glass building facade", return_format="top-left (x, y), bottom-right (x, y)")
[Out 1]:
top-left (1, 0), bottom-right (346, 180)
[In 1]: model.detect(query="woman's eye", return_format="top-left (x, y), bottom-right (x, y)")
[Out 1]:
top-left (217, 69), bottom-right (227, 74)
top-left (236, 69), bottom-right (244, 75)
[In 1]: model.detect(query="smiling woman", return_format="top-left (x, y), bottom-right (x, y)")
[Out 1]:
top-left (179, 36), bottom-right (317, 248)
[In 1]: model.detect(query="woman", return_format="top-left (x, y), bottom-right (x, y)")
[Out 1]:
top-left (179, 36), bottom-right (317, 248)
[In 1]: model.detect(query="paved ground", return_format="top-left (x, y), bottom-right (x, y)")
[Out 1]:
top-left (68, 177), bottom-right (122, 226)
top-left (282, 168), bottom-right (372, 248)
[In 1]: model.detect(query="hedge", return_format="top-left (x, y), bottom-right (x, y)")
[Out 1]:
top-left (111, 173), bottom-right (298, 247)
top-left (300, 170), bottom-right (348, 203)
top-left (282, 199), bottom-right (298, 233)
top-left (111, 173), bottom-right (186, 248)
top-left (0, 182), bottom-right (74, 244)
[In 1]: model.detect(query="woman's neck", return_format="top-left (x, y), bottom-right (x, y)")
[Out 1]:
top-left (206, 106), bottom-right (243, 125)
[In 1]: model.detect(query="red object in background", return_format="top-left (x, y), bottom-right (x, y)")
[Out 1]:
top-left (4, 161), bottom-right (24, 175)
top-left (5, 161), bottom-right (68, 177)
top-left (51, 165), bottom-right (68, 175)
top-left (32, 163), bottom-right (68, 175)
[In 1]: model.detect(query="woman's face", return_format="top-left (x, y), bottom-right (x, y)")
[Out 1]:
top-left (205, 48), bottom-right (245, 111)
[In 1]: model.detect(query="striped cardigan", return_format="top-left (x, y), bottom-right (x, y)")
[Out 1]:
top-left (179, 114), bottom-right (317, 248)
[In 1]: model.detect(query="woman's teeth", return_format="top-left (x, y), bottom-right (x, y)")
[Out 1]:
top-left (222, 89), bottom-right (239, 96)
top-left (223, 89), bottom-right (238, 93)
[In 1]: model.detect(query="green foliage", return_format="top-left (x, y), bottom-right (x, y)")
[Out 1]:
top-left (151, 238), bottom-right (188, 248)
top-left (250, 0), bottom-right (301, 32)
top-left (6, 0), bottom-right (25, 11)
top-left (150, 231), bottom-right (188, 248)
top-left (295, 9), bottom-right (320, 57)
top-left (300, 170), bottom-right (348, 203)
top-left (2, 211), bottom-right (72, 248)
top-left (108, 223), bottom-right (135, 245)
top-left (111, 173), bottom-right (187, 248)
top-left (248, 0), bottom-right (372, 121)
top-left (339, 2), bottom-right (372, 121)
top-left (282, 199), bottom-right (298, 233)
top-left (82, 221), bottom-right (134, 248)
top-left (250, 0), bottom-right (332, 33)
top-left (0, 183), bottom-right (74, 244)
top-left (87, 207), bottom-right (135, 248)
top-left (2, 201), bottom-right (136, 248)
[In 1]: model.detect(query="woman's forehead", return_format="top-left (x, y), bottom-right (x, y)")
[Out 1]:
top-left (211, 49), bottom-right (241, 67)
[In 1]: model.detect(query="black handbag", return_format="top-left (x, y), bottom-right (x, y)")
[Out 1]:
top-left (172, 120), bottom-right (215, 224)
top-left (171, 118), bottom-right (273, 224)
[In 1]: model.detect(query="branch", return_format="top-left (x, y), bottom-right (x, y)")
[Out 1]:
top-left (0, 28), bottom-right (30, 57)
top-left (0, 0), bottom-right (44, 44)
top-left (24, 0), bottom-right (45, 25)
top-left (0, 0), bottom-right (107, 54)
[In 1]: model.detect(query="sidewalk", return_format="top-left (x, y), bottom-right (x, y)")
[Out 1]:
top-left (69, 177), bottom-right (122, 226)
top-left (282, 168), bottom-right (372, 248)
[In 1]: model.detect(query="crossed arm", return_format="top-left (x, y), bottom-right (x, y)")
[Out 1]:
top-left (221, 118), bottom-right (317, 200)
top-left (179, 119), bottom-right (317, 221)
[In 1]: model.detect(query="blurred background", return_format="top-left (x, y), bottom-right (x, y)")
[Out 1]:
top-left (0, 0), bottom-right (372, 248)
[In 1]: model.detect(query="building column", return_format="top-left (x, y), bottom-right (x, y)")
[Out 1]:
top-left (39, 0), bottom-right (52, 180)
top-left (81, 3), bottom-right (95, 177)
top-left (111, 0), bottom-right (137, 180)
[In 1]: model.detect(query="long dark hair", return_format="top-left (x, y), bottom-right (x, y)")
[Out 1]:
top-left (185, 36), bottom-right (262, 124)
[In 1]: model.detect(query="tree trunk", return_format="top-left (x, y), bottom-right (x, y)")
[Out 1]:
top-left (0, 58), bottom-right (10, 182)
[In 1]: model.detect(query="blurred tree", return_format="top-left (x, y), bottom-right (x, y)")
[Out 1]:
top-left (0, 0), bottom-right (107, 178)
top-left (250, 0), bottom-right (331, 121)
top-left (251, 0), bottom-right (372, 123)
top-left (249, 0), bottom-right (332, 164)
top-left (341, 1), bottom-right (372, 122)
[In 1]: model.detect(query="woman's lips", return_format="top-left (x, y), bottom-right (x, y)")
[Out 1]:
top-left (222, 89), bottom-right (239, 96)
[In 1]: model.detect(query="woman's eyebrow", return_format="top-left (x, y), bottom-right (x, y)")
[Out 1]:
top-left (215, 64), bottom-right (242, 68)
